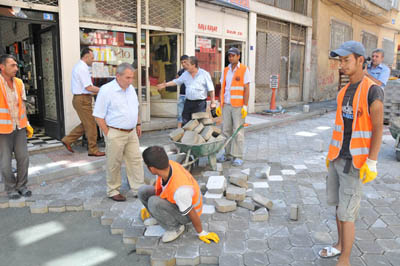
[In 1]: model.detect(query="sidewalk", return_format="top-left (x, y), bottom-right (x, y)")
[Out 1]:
top-left (0, 100), bottom-right (337, 191)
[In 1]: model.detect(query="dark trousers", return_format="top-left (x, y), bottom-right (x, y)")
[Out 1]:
top-left (0, 128), bottom-right (29, 194)
top-left (182, 99), bottom-right (207, 126)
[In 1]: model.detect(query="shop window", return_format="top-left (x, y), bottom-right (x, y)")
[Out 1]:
top-left (148, 0), bottom-right (183, 29)
top-left (330, 20), bottom-right (352, 53)
top-left (382, 38), bottom-right (395, 67)
top-left (80, 28), bottom-right (136, 86)
top-left (195, 36), bottom-right (222, 100)
top-left (79, 0), bottom-right (137, 25)
top-left (149, 34), bottom-right (178, 100)
top-left (362, 32), bottom-right (378, 58)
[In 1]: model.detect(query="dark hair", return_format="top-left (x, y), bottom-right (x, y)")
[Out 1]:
top-left (188, 56), bottom-right (198, 68)
top-left (142, 146), bottom-right (169, 169)
top-left (80, 48), bottom-right (93, 58)
top-left (353, 53), bottom-right (365, 63)
top-left (180, 55), bottom-right (189, 61)
top-left (0, 54), bottom-right (17, 65)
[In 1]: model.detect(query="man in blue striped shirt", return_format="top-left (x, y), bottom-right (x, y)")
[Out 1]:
top-left (365, 48), bottom-right (390, 89)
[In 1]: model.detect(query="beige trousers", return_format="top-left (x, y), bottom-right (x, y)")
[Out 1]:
top-left (222, 104), bottom-right (245, 159)
top-left (105, 128), bottom-right (144, 197)
top-left (62, 95), bottom-right (98, 154)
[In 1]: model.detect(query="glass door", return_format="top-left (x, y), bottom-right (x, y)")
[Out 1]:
top-left (224, 39), bottom-right (245, 67)
top-left (35, 25), bottom-right (63, 139)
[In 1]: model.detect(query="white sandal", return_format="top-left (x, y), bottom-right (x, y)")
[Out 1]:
top-left (318, 246), bottom-right (341, 258)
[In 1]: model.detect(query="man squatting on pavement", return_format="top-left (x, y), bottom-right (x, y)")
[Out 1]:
top-left (138, 146), bottom-right (220, 244)
top-left (319, 41), bottom-right (383, 266)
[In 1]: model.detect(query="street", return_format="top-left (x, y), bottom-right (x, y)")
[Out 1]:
top-left (1, 111), bottom-right (400, 266)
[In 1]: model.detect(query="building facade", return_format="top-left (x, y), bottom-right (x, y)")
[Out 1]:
top-left (311, 0), bottom-right (400, 101)
top-left (0, 0), bottom-right (314, 139)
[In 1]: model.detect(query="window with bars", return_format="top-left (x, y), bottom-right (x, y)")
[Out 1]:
top-left (21, 0), bottom-right (58, 6)
top-left (382, 38), bottom-right (395, 67)
top-left (330, 20), bottom-right (352, 53)
top-left (362, 32), bottom-right (378, 58)
top-left (254, 0), bottom-right (307, 15)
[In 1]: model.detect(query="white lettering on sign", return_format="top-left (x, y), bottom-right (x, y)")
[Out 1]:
top-left (196, 37), bottom-right (212, 49)
top-left (198, 23), bottom-right (218, 33)
top-left (270, 74), bottom-right (280, 89)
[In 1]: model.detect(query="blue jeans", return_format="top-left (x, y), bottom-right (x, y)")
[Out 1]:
top-left (177, 95), bottom-right (185, 123)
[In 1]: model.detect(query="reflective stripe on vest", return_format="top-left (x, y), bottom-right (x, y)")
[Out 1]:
top-left (0, 119), bottom-right (12, 124)
top-left (220, 65), bottom-right (247, 107)
top-left (327, 76), bottom-right (375, 169)
top-left (0, 108), bottom-right (9, 114)
top-left (231, 95), bottom-right (244, 100)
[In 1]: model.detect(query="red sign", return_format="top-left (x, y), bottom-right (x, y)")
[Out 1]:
top-left (198, 23), bottom-right (218, 33)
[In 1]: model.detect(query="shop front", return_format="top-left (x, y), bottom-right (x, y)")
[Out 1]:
top-left (0, 5), bottom-right (64, 140)
top-left (195, 2), bottom-right (249, 102)
top-left (78, 0), bottom-right (183, 126)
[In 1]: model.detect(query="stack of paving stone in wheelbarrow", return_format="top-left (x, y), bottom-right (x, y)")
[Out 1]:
top-left (169, 112), bottom-right (224, 145)
top-left (385, 79), bottom-right (400, 123)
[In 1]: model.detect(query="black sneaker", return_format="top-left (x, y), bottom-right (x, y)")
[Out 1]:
top-left (18, 188), bottom-right (32, 197)
top-left (8, 192), bottom-right (21, 200)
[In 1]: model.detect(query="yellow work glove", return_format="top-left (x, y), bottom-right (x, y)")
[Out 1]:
top-left (198, 231), bottom-right (220, 244)
top-left (241, 105), bottom-right (248, 119)
top-left (359, 158), bottom-right (377, 184)
top-left (216, 106), bottom-right (222, 117)
top-left (26, 124), bottom-right (34, 138)
top-left (326, 158), bottom-right (330, 169)
top-left (140, 207), bottom-right (150, 221)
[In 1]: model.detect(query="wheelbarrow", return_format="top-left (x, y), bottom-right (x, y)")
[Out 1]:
top-left (173, 124), bottom-right (244, 171)
top-left (389, 117), bottom-right (400, 161)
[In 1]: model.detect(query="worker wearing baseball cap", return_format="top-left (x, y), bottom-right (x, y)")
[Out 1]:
top-left (320, 41), bottom-right (384, 266)
top-left (216, 47), bottom-right (251, 167)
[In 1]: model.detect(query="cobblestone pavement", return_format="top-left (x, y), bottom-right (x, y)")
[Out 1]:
top-left (1, 112), bottom-right (400, 266)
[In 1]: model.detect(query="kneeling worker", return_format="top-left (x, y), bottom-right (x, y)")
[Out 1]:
top-left (138, 146), bottom-right (220, 244)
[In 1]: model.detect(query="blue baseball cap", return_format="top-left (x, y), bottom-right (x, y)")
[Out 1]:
top-left (227, 47), bottom-right (240, 55)
top-left (330, 41), bottom-right (366, 58)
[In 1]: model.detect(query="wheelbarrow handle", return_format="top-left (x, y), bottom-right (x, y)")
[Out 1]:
top-left (221, 124), bottom-right (245, 151)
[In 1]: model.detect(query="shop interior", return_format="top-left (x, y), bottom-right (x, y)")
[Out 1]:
top-left (0, 7), bottom-right (62, 140)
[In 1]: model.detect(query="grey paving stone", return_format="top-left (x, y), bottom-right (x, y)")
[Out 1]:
top-left (199, 242), bottom-right (222, 264)
top-left (135, 236), bottom-right (160, 255)
top-left (215, 198), bottom-right (236, 213)
top-left (243, 251), bottom-right (268, 266)
top-left (169, 128), bottom-right (185, 142)
top-left (248, 228), bottom-right (267, 240)
top-left (193, 123), bottom-right (204, 134)
top-left (374, 206), bottom-right (396, 216)
top-left (223, 238), bottom-right (246, 254)
top-left (381, 215), bottom-right (400, 226)
top-left (268, 237), bottom-right (291, 250)
top-left (0, 197), bottom-right (9, 208)
top-left (290, 204), bottom-right (299, 220)
top-left (110, 217), bottom-right (131, 235)
top-left (144, 225), bottom-right (165, 237)
top-left (376, 239), bottom-right (400, 252)
top-left (91, 205), bottom-right (108, 217)
top-left (289, 234), bottom-right (314, 247)
top-left (251, 193), bottom-right (273, 210)
top-left (356, 240), bottom-right (384, 254)
top-left (385, 251), bottom-right (400, 266)
top-left (208, 220), bottom-right (229, 232)
top-left (370, 228), bottom-right (395, 239)
top-left (355, 230), bottom-right (376, 241)
top-left (48, 200), bottom-right (66, 212)
top-left (290, 247), bottom-right (315, 261)
top-left (150, 246), bottom-right (176, 266)
top-left (246, 239), bottom-right (268, 252)
top-left (182, 119), bottom-right (199, 131)
top-left (362, 254), bottom-right (392, 266)
top-left (229, 173), bottom-right (248, 189)
top-left (310, 231), bottom-right (333, 245)
top-left (30, 201), bottom-right (48, 214)
top-left (9, 198), bottom-right (26, 208)
top-left (201, 126), bottom-right (214, 141)
top-left (219, 253), bottom-right (243, 266)
top-left (250, 208), bottom-right (269, 222)
top-left (228, 219), bottom-right (249, 230)
top-left (226, 186), bottom-right (246, 201)
top-left (371, 218), bottom-right (388, 228)
top-left (192, 112), bottom-right (210, 120)
top-left (267, 249), bottom-right (294, 264)
top-left (100, 211), bottom-right (118, 225)
top-left (204, 192), bottom-right (223, 204)
top-left (175, 244), bottom-right (200, 265)
top-left (232, 206), bottom-right (251, 220)
top-left (122, 226), bottom-right (145, 245)
top-left (65, 198), bottom-right (84, 211)
top-left (201, 118), bottom-right (214, 125)
top-left (206, 176), bottom-right (227, 194)
top-left (226, 230), bottom-right (247, 241)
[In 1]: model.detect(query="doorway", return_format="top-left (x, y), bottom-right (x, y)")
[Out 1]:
top-left (225, 39), bottom-right (245, 67)
top-left (0, 7), bottom-right (63, 139)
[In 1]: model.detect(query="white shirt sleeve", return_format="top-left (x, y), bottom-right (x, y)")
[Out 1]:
top-left (21, 83), bottom-right (26, 101)
top-left (205, 71), bottom-right (215, 92)
top-left (80, 66), bottom-right (93, 89)
top-left (92, 86), bottom-right (107, 119)
top-left (173, 186), bottom-right (194, 215)
top-left (220, 71), bottom-right (224, 84)
top-left (244, 67), bottom-right (251, 85)
top-left (173, 74), bottom-right (185, 86)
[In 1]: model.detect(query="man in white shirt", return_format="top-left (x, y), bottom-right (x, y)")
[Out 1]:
top-left (62, 48), bottom-right (105, 157)
top-left (93, 63), bottom-right (144, 201)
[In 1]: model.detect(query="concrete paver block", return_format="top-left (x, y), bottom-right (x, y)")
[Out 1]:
top-left (290, 204), bottom-right (298, 220)
top-left (252, 193), bottom-right (273, 210)
top-left (202, 204), bottom-right (216, 215)
top-left (260, 165), bottom-right (271, 178)
top-left (169, 128), bottom-right (185, 142)
top-left (175, 244), bottom-right (200, 266)
top-left (215, 135), bottom-right (225, 141)
top-left (215, 198), bottom-right (237, 213)
top-left (252, 182), bottom-right (269, 189)
top-left (250, 207), bottom-right (269, 222)
top-left (206, 176), bottom-right (226, 194)
top-left (0, 183), bottom-right (4, 192)
top-left (268, 175), bottom-right (283, 181)
top-left (91, 205), bottom-right (107, 217)
top-left (101, 211), bottom-right (118, 225)
top-left (136, 236), bottom-right (160, 255)
top-left (48, 200), bottom-right (66, 212)
top-left (238, 197), bottom-right (255, 211)
top-left (9, 198), bottom-right (26, 208)
top-left (66, 198), bottom-right (84, 211)
top-left (182, 119), bottom-right (199, 131)
top-left (241, 168), bottom-right (250, 176)
top-left (202, 171), bottom-right (221, 181)
top-left (212, 126), bottom-right (222, 136)
top-left (201, 118), bottom-right (214, 125)
top-left (110, 217), bottom-right (131, 235)
top-left (229, 173), bottom-right (248, 189)
top-left (30, 201), bottom-right (48, 214)
top-left (207, 136), bottom-right (216, 143)
top-left (208, 221), bottom-right (228, 232)
top-left (200, 242), bottom-right (222, 264)
top-left (314, 139), bottom-right (325, 152)
top-left (281, 169), bottom-right (296, 175)
top-left (243, 251), bottom-right (268, 266)
top-left (192, 112), bottom-right (210, 120)
top-left (201, 126), bottom-right (214, 141)
top-left (216, 163), bottom-right (223, 172)
top-left (0, 197), bottom-right (9, 208)
top-left (193, 123), bottom-right (204, 134)
top-left (219, 253), bottom-right (244, 266)
top-left (204, 192), bottom-right (223, 204)
top-left (226, 186), bottom-right (246, 201)
top-left (145, 225), bottom-right (165, 237)
top-left (246, 189), bottom-right (253, 197)
top-left (151, 246), bottom-right (176, 266)
top-left (181, 131), bottom-right (201, 145)
top-left (122, 226), bottom-right (145, 245)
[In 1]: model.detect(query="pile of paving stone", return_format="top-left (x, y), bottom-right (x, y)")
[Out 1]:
top-left (169, 112), bottom-right (224, 145)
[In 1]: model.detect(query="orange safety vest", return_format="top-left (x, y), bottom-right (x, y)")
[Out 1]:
top-left (220, 64), bottom-right (247, 107)
top-left (327, 76), bottom-right (375, 169)
top-left (0, 77), bottom-right (27, 134)
top-left (154, 160), bottom-right (203, 216)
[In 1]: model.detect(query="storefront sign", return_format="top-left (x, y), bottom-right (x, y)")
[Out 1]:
top-left (214, 0), bottom-right (249, 11)
top-left (270, 74), bottom-right (279, 89)
top-left (196, 37), bottom-right (212, 49)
